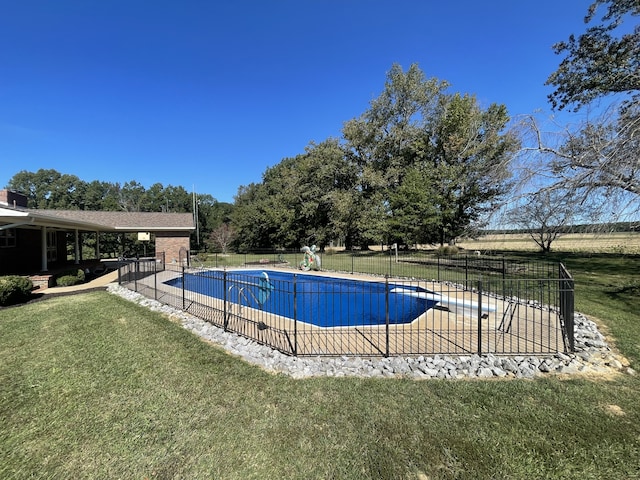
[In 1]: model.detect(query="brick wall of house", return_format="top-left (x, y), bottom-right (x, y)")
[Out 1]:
top-left (154, 232), bottom-right (190, 264)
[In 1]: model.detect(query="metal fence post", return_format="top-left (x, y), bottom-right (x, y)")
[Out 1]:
top-left (477, 278), bottom-right (483, 355)
top-left (154, 259), bottom-right (157, 301)
top-left (181, 265), bottom-right (186, 310)
top-left (560, 263), bottom-right (575, 352)
top-left (223, 269), bottom-right (228, 331)
top-left (134, 260), bottom-right (138, 292)
top-left (567, 275), bottom-right (575, 352)
top-left (351, 250), bottom-right (355, 274)
top-left (385, 276), bottom-right (390, 357)
top-left (465, 256), bottom-right (469, 289)
top-left (293, 274), bottom-right (298, 356)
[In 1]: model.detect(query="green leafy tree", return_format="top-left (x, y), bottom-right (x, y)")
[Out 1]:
top-left (231, 182), bottom-right (280, 250)
top-left (143, 183), bottom-right (167, 212)
top-left (161, 185), bottom-right (192, 213)
top-left (275, 139), bottom-right (355, 249)
top-left (344, 64), bottom-right (517, 247)
top-left (196, 193), bottom-right (234, 251)
top-left (546, 0), bottom-right (640, 112)
top-left (387, 165), bottom-right (440, 246)
top-left (231, 139), bottom-right (355, 250)
top-left (232, 64), bottom-right (518, 250)
top-left (117, 180), bottom-right (146, 212)
top-left (342, 63), bottom-right (449, 248)
top-left (424, 94), bottom-right (517, 244)
top-left (81, 180), bottom-right (121, 211)
top-left (7, 169), bottom-right (85, 209)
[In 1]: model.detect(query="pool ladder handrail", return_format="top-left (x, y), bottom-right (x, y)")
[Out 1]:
top-left (228, 283), bottom-right (261, 313)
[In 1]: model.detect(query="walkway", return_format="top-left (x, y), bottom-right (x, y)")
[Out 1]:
top-left (40, 270), bottom-right (119, 295)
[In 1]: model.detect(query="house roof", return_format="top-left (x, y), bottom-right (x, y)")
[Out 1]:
top-left (0, 206), bottom-right (195, 232)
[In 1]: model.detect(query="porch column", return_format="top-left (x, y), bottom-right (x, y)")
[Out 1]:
top-left (41, 226), bottom-right (48, 272)
top-left (95, 231), bottom-right (101, 259)
top-left (74, 229), bottom-right (80, 264)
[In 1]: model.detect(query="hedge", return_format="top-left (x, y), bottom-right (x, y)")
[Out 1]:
top-left (55, 269), bottom-right (86, 287)
top-left (0, 276), bottom-right (34, 306)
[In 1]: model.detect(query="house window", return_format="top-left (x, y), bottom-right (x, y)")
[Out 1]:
top-left (47, 231), bottom-right (57, 262)
top-left (0, 228), bottom-right (16, 248)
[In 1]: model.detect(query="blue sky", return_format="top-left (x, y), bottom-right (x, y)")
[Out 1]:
top-left (1, 0), bottom-right (594, 203)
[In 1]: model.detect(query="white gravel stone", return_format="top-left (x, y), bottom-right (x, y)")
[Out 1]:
top-left (106, 284), bottom-right (625, 380)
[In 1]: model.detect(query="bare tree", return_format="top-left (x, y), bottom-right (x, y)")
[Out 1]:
top-left (508, 190), bottom-right (583, 253)
top-left (209, 223), bottom-right (236, 254)
top-left (513, 104), bottom-right (640, 222)
top-left (512, 0), bottom-right (640, 224)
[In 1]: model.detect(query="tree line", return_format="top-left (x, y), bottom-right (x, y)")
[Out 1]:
top-left (233, 65), bottom-right (519, 250)
top-left (5, 169), bottom-right (233, 254)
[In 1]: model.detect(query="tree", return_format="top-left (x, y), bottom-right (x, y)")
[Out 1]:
top-left (231, 139), bottom-right (355, 249)
top-left (343, 65), bottom-right (517, 246)
top-left (546, 0), bottom-right (640, 112)
top-left (195, 193), bottom-right (234, 251)
top-left (117, 181), bottom-right (146, 212)
top-left (508, 190), bottom-right (583, 253)
top-left (387, 165), bottom-right (440, 246)
top-left (209, 223), bottom-right (236, 253)
top-left (231, 64), bottom-right (518, 250)
top-left (518, 106), bottom-right (640, 220)
top-left (81, 180), bottom-right (121, 211)
top-left (231, 182), bottom-right (280, 250)
top-left (418, 94), bottom-right (517, 245)
top-left (7, 169), bottom-right (85, 209)
top-left (518, 1), bottom-right (640, 220)
top-left (342, 63), bottom-right (449, 248)
top-left (290, 139), bottom-right (357, 248)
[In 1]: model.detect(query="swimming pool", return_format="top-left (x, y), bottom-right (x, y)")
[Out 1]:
top-left (166, 270), bottom-right (438, 327)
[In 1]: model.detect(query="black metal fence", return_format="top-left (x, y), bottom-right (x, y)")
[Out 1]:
top-left (190, 249), bottom-right (562, 284)
top-left (118, 252), bottom-right (575, 358)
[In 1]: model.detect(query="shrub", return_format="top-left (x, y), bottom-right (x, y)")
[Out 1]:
top-left (0, 276), bottom-right (33, 306)
top-left (55, 269), bottom-right (86, 287)
top-left (436, 245), bottom-right (460, 255)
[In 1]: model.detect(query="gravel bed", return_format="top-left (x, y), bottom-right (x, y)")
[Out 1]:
top-left (107, 284), bottom-right (634, 379)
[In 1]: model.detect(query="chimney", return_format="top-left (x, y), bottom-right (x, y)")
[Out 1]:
top-left (0, 190), bottom-right (28, 208)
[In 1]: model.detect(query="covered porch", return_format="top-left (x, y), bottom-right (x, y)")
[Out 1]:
top-left (0, 190), bottom-right (195, 282)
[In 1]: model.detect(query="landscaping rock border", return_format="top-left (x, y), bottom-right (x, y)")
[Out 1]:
top-left (107, 284), bottom-right (634, 379)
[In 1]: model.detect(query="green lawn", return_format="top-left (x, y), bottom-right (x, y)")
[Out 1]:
top-left (1, 253), bottom-right (639, 479)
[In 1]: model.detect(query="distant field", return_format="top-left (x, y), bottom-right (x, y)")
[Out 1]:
top-left (457, 232), bottom-right (640, 254)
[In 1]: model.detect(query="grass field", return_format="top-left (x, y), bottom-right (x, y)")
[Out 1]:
top-left (457, 232), bottom-right (640, 254)
top-left (1, 251), bottom-right (639, 479)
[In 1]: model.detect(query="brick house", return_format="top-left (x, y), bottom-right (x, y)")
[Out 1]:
top-left (0, 189), bottom-right (195, 276)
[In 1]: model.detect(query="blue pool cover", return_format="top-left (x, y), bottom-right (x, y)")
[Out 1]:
top-left (166, 270), bottom-right (437, 328)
